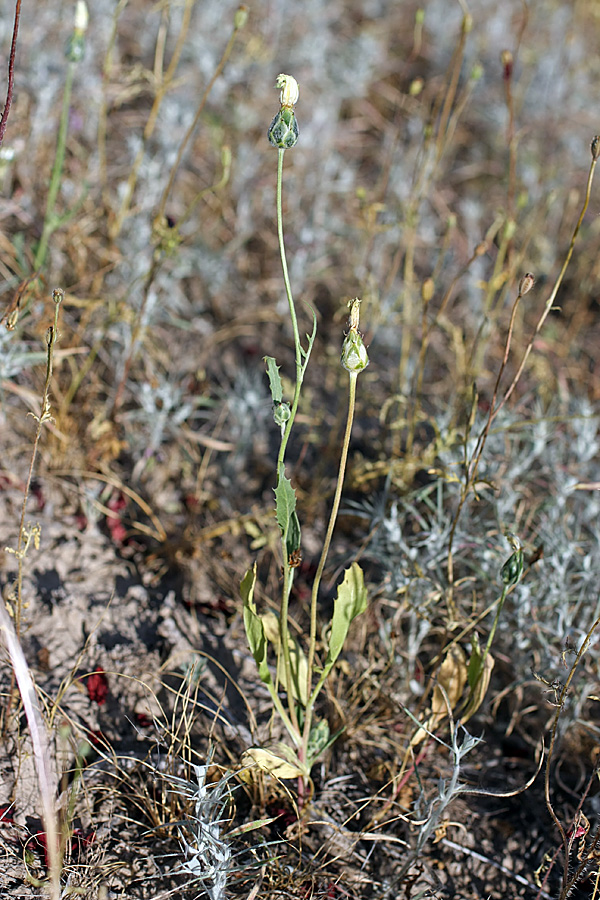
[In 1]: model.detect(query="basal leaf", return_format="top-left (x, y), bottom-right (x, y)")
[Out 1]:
top-left (241, 565), bottom-right (272, 688)
top-left (241, 746), bottom-right (306, 779)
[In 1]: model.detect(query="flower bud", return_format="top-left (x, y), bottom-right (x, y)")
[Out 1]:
top-left (273, 400), bottom-right (291, 429)
top-left (268, 74), bottom-right (300, 148)
top-left (268, 108), bottom-right (299, 149)
top-left (341, 298), bottom-right (369, 374)
top-left (66, 32), bottom-right (86, 61)
top-left (234, 5), bottom-right (249, 30)
top-left (592, 135), bottom-right (600, 161)
top-left (501, 533), bottom-right (523, 587)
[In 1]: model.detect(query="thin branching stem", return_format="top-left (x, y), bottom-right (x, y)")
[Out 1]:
top-left (445, 285), bottom-right (522, 609)
top-left (0, 0), bottom-right (21, 145)
top-left (498, 153), bottom-right (597, 415)
top-left (445, 150), bottom-right (597, 610)
top-left (14, 290), bottom-right (63, 636)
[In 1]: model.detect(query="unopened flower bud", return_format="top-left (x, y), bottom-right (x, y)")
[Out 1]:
top-left (518, 272), bottom-right (535, 296)
top-left (234, 5), bottom-right (249, 30)
top-left (341, 298), bottom-right (369, 374)
top-left (592, 135), bottom-right (600, 161)
top-left (268, 74), bottom-right (300, 149)
top-left (273, 400), bottom-right (291, 429)
top-left (501, 533), bottom-right (523, 587)
top-left (268, 108), bottom-right (299, 148)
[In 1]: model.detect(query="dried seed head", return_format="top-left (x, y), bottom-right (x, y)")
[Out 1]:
top-left (518, 272), bottom-right (535, 296)
top-left (591, 135), bottom-right (600, 161)
top-left (421, 278), bottom-right (434, 304)
top-left (501, 49), bottom-right (513, 80)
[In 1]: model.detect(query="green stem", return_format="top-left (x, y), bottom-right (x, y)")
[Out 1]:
top-left (276, 148), bottom-right (305, 474)
top-left (266, 680), bottom-right (301, 748)
top-left (274, 146), bottom-right (304, 737)
top-left (481, 584), bottom-right (508, 669)
top-left (34, 62), bottom-right (75, 271)
top-left (302, 372), bottom-right (358, 762)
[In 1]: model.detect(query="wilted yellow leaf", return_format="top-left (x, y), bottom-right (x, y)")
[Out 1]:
top-left (241, 746), bottom-right (305, 779)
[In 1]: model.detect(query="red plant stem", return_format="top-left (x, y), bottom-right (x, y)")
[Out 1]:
top-left (0, 0), bottom-right (22, 145)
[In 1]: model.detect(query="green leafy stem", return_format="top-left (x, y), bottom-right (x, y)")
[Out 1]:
top-left (241, 138), bottom-right (369, 791)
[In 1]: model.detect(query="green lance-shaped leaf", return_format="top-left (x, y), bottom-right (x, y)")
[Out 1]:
top-left (275, 472), bottom-right (296, 533)
top-left (264, 356), bottom-right (283, 404)
top-left (274, 474), bottom-right (301, 559)
top-left (321, 562), bottom-right (368, 681)
top-left (241, 565), bottom-right (273, 689)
